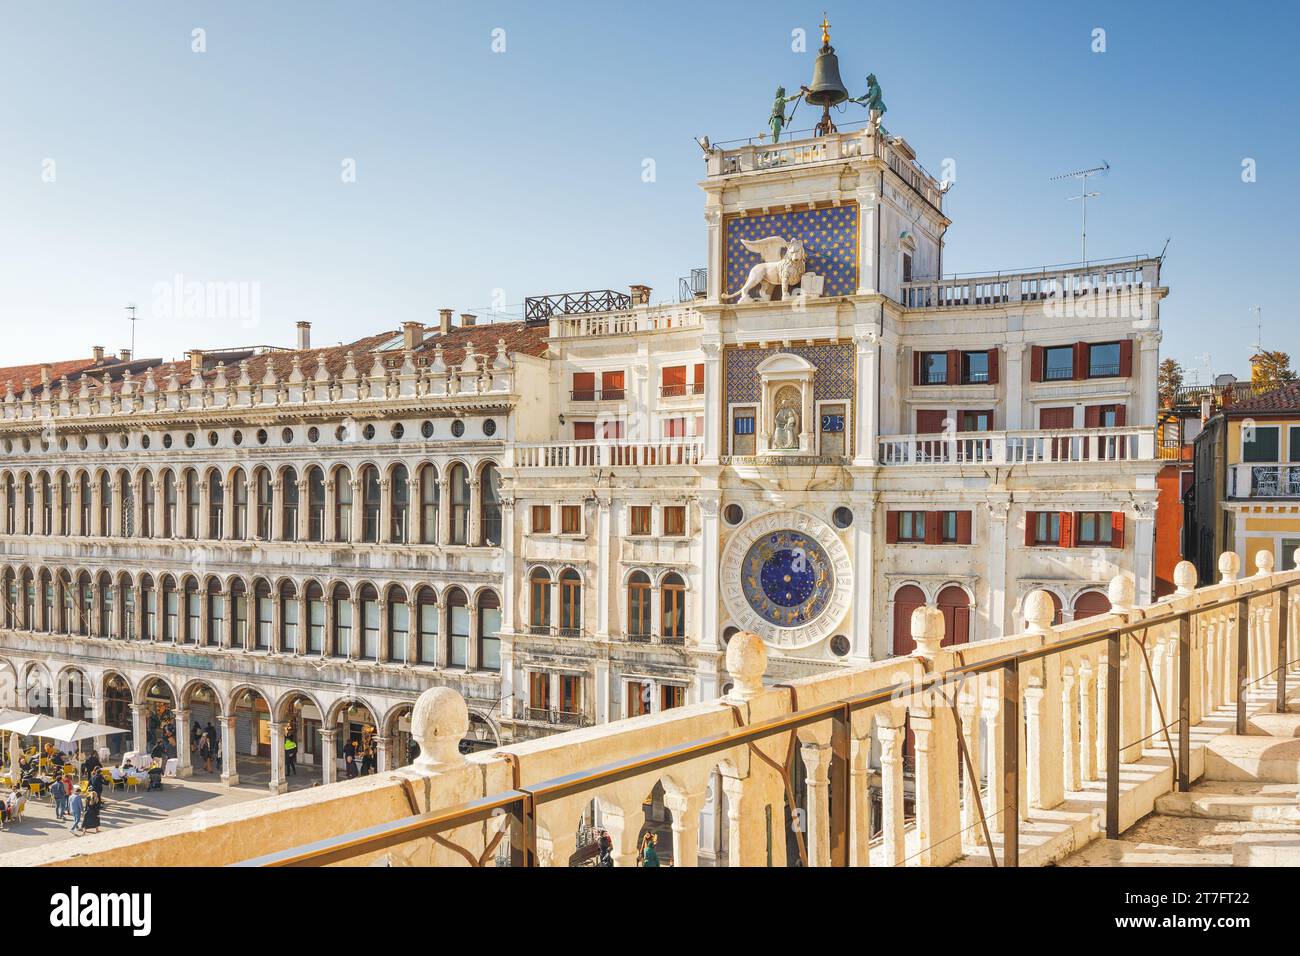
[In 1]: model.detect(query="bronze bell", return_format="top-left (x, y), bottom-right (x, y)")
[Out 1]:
top-left (804, 45), bottom-right (849, 109)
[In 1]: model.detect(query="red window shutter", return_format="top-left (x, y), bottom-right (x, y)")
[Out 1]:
top-left (1114, 404), bottom-right (1127, 427)
top-left (1073, 342), bottom-right (1089, 380)
top-left (572, 372), bottom-right (595, 392)
top-left (913, 350), bottom-right (923, 386)
top-left (947, 350), bottom-right (960, 386)
top-left (1119, 339), bottom-right (1134, 377)
top-left (886, 511), bottom-right (900, 544)
top-left (662, 365), bottom-right (686, 388)
top-left (1059, 512), bottom-right (1075, 548)
top-left (602, 370), bottom-right (625, 391)
top-left (1111, 512), bottom-right (1126, 549)
top-left (1084, 405), bottom-right (1102, 429)
top-left (925, 512), bottom-right (942, 545)
top-left (987, 348), bottom-right (999, 384)
top-left (1025, 512), bottom-right (1037, 546)
top-left (956, 510), bottom-right (972, 545)
top-left (1039, 407), bottom-right (1074, 429)
top-left (573, 421), bottom-right (595, 440)
top-left (1030, 346), bottom-right (1044, 383)
top-left (917, 410), bottom-right (947, 434)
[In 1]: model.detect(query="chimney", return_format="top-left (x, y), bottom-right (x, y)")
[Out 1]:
top-left (402, 321), bottom-right (425, 351)
top-left (630, 284), bottom-right (652, 305)
top-left (438, 309), bottom-right (454, 335)
top-left (92, 346), bottom-right (105, 363)
top-left (39, 365), bottom-right (52, 386)
top-left (459, 313), bottom-right (477, 328)
top-left (296, 321), bottom-right (311, 351)
top-left (119, 349), bottom-right (133, 363)
top-left (190, 350), bottom-right (205, 375)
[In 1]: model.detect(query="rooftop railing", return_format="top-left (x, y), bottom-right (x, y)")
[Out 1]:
top-left (550, 305), bottom-right (702, 340)
top-left (900, 257), bottom-right (1159, 311)
top-left (877, 427), bottom-right (1156, 466)
top-left (508, 438), bottom-right (704, 470)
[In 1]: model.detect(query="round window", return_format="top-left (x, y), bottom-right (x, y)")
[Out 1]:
top-left (185, 433), bottom-right (196, 448)
top-left (140, 435), bottom-right (151, 450)
top-left (335, 425), bottom-right (348, 442)
top-left (232, 431), bottom-right (243, 446)
top-left (832, 506), bottom-right (854, 529)
top-left (829, 634), bottom-right (851, 657)
top-left (21, 438), bottom-right (31, 453)
top-left (483, 419), bottom-right (497, 437)
top-left (256, 429), bottom-right (268, 445)
top-left (362, 423), bottom-right (376, 440)
top-left (162, 434), bottom-right (173, 449)
top-left (391, 423), bottom-right (404, 440)
top-left (451, 419), bottom-right (465, 438)
top-left (78, 437), bottom-right (88, 451)
top-left (722, 626), bottom-right (740, 645)
top-left (58, 437), bottom-right (69, 452)
top-left (208, 431), bottom-right (219, 447)
top-left (282, 427), bottom-right (294, 444)
top-left (308, 426), bottom-right (320, 443)
top-left (724, 504), bottom-right (744, 526)
top-left (98, 435), bottom-right (109, 450)
top-left (119, 434), bottom-right (129, 450)
top-left (421, 421), bottom-right (434, 439)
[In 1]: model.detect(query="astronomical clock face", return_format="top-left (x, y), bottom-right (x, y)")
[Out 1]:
top-left (721, 510), bottom-right (853, 651)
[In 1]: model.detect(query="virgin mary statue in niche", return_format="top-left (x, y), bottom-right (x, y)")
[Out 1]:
top-left (772, 385), bottom-right (801, 451)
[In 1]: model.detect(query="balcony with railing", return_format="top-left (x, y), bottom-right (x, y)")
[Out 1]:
top-left (569, 388), bottom-right (626, 403)
top-left (21, 550), bottom-right (1299, 869)
top-left (900, 257), bottom-right (1159, 312)
top-left (509, 438), bottom-right (704, 470)
top-left (1230, 464), bottom-right (1300, 499)
top-left (550, 304), bottom-right (702, 340)
top-left (877, 427), bottom-right (1156, 466)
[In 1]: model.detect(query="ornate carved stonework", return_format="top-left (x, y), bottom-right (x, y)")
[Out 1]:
top-left (721, 510), bottom-right (853, 650)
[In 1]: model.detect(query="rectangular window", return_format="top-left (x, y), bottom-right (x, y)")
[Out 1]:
top-left (531, 505), bottom-right (551, 534)
top-left (1033, 512), bottom-right (1061, 545)
top-left (1244, 426), bottom-right (1280, 463)
top-left (899, 511), bottom-right (927, 542)
top-left (449, 605), bottom-right (469, 668)
top-left (661, 365), bottom-right (687, 398)
top-left (919, 352), bottom-right (948, 385)
top-left (1044, 346), bottom-right (1074, 381)
top-left (660, 685), bottom-right (685, 711)
top-left (560, 675), bottom-right (581, 716)
top-left (663, 506), bottom-right (686, 536)
top-left (961, 351), bottom-right (990, 384)
top-left (571, 372), bottom-right (595, 402)
top-left (309, 598), bottom-right (325, 654)
top-left (626, 681), bottom-right (651, 718)
top-left (820, 404), bottom-right (846, 457)
top-left (283, 596), bottom-right (299, 653)
top-left (959, 410), bottom-right (993, 432)
top-left (561, 505), bottom-right (582, 535)
top-left (733, 411), bottom-right (756, 456)
top-left (1088, 342), bottom-right (1122, 378)
top-left (1076, 512), bottom-right (1115, 546)
top-left (940, 511), bottom-right (959, 543)
top-left (479, 605), bottom-right (501, 670)
top-left (419, 602), bottom-right (438, 664)
top-left (529, 672), bottom-right (550, 711)
top-left (601, 370), bottom-right (625, 401)
top-left (630, 506), bottom-right (652, 535)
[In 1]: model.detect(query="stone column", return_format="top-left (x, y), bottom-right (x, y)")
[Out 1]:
top-left (701, 340), bottom-right (721, 464)
top-left (219, 714), bottom-right (239, 786)
top-left (698, 494), bottom-right (720, 650)
top-left (877, 717), bottom-right (906, 865)
top-left (1133, 501), bottom-right (1157, 606)
top-left (269, 478), bottom-right (284, 541)
top-left (595, 495), bottom-right (610, 639)
top-left (987, 501), bottom-right (1010, 638)
top-left (851, 497), bottom-right (876, 657)
top-left (221, 475), bottom-right (235, 540)
top-left (296, 478), bottom-right (311, 541)
top-left (323, 478), bottom-right (337, 541)
top-left (849, 735), bottom-right (873, 866)
top-left (909, 606), bottom-right (962, 867)
top-left (349, 478), bottom-right (364, 543)
top-left (800, 741), bottom-right (833, 867)
top-left (349, 594), bottom-right (363, 659)
top-left (174, 708), bottom-right (192, 778)
top-left (852, 331), bottom-right (880, 466)
top-left (405, 596), bottom-right (419, 665)
top-left (662, 788), bottom-right (706, 868)
top-left (599, 802), bottom-right (642, 868)
top-left (718, 773), bottom-right (751, 867)
top-left (378, 477), bottom-right (392, 543)
top-left (319, 729), bottom-right (338, 785)
top-left (268, 720), bottom-right (287, 794)
top-left (130, 703), bottom-right (148, 755)
top-left (467, 477), bottom-right (481, 546)
top-left (466, 600), bottom-right (480, 670)
top-left (1004, 343), bottom-right (1025, 430)
top-left (375, 735), bottom-right (392, 772)
top-left (500, 496), bottom-right (516, 632)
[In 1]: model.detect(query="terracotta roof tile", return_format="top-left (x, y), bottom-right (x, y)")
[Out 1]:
top-left (1227, 381), bottom-right (1300, 414)
top-left (0, 357), bottom-right (104, 395)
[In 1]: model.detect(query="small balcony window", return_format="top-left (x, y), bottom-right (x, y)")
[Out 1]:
top-left (1088, 342), bottom-right (1122, 378)
top-left (1044, 347), bottom-right (1074, 381)
top-left (919, 352), bottom-right (948, 385)
top-left (961, 351), bottom-right (990, 384)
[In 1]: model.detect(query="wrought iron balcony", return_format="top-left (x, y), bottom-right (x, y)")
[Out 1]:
top-left (1230, 464), bottom-right (1300, 499)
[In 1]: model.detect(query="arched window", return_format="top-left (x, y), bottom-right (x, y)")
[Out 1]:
top-left (891, 585), bottom-right (927, 656)
top-left (97, 573), bottom-right (114, 638)
top-left (207, 471), bottom-right (224, 539)
top-left (280, 580), bottom-right (299, 652)
top-left (23, 475), bottom-right (34, 535)
top-left (184, 470), bottom-right (199, 538)
top-left (77, 573), bottom-right (92, 637)
top-left (79, 473), bottom-right (91, 536)
top-left (58, 473), bottom-right (70, 534)
top-left (39, 473), bottom-right (52, 535)
top-left (416, 587), bottom-right (438, 664)
top-left (419, 466), bottom-right (439, 544)
top-left (255, 470), bottom-right (273, 540)
top-left (281, 468), bottom-right (299, 542)
top-left (446, 588), bottom-right (469, 667)
top-left (661, 573), bottom-right (686, 641)
top-left (21, 570), bottom-right (35, 630)
top-left (361, 466), bottom-right (381, 543)
top-left (3, 569), bottom-right (16, 628)
top-left (183, 578), bottom-right (200, 644)
top-left (627, 571), bottom-right (651, 638)
top-left (305, 581), bottom-right (325, 654)
top-left (140, 574), bottom-right (155, 640)
top-left (449, 464), bottom-right (470, 545)
top-left (479, 464), bottom-right (501, 546)
top-left (162, 471), bottom-right (177, 538)
top-left (139, 471), bottom-right (155, 537)
top-left (559, 569), bottom-right (582, 635)
top-left (307, 467), bottom-right (325, 542)
top-left (478, 591), bottom-right (501, 670)
top-left (530, 568), bottom-right (552, 633)
top-left (40, 570), bottom-right (54, 631)
top-left (936, 586), bottom-right (971, 646)
top-left (161, 576), bottom-right (178, 642)
top-left (390, 465), bottom-right (409, 543)
top-left (359, 583), bottom-right (380, 659)
top-left (1073, 590), bottom-right (1112, 621)
top-left (206, 578), bottom-right (225, 647)
top-left (230, 469), bottom-right (248, 540)
top-left (59, 572), bottom-right (74, 633)
top-left (331, 583), bottom-right (352, 656)
top-left (230, 578), bottom-right (248, 649)
top-left (387, 586), bottom-right (409, 662)
top-left (98, 473), bottom-right (111, 536)
top-left (3, 474), bottom-right (14, 533)
top-left (334, 467), bottom-right (353, 542)
top-left (254, 579), bottom-right (273, 650)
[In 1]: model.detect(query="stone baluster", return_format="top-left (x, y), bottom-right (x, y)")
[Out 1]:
top-left (799, 739), bottom-right (833, 867)
top-left (1022, 591), bottom-right (1064, 811)
top-left (848, 728), bottom-right (873, 866)
top-left (1061, 661), bottom-right (1081, 793)
top-left (1079, 655), bottom-right (1099, 781)
top-left (979, 685), bottom-right (1006, 835)
top-left (957, 684), bottom-right (982, 847)
top-left (662, 785), bottom-right (707, 868)
top-left (909, 605), bottom-right (962, 866)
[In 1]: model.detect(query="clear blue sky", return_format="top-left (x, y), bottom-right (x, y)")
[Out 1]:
top-left (1, 0), bottom-right (1294, 383)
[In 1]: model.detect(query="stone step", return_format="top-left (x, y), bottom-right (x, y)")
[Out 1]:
top-left (1204, 734), bottom-right (1300, 783)
top-left (1247, 711), bottom-right (1300, 738)
top-left (1155, 782), bottom-right (1300, 823)
top-left (1232, 834), bottom-right (1300, 866)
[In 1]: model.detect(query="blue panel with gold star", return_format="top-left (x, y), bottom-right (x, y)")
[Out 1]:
top-left (741, 530), bottom-right (835, 628)
top-left (724, 204), bottom-right (859, 299)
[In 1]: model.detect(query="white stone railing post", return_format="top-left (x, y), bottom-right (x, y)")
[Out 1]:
top-left (908, 605), bottom-right (962, 866)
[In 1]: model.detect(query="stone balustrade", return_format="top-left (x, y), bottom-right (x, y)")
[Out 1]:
top-left (8, 549), bottom-right (1298, 869)
top-left (509, 438), bottom-right (705, 470)
top-left (877, 427), bottom-right (1156, 465)
top-left (899, 258), bottom-right (1159, 312)
top-left (550, 306), bottom-right (702, 340)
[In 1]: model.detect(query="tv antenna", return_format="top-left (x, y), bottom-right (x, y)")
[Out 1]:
top-left (1250, 305), bottom-right (1263, 354)
top-left (125, 303), bottom-right (139, 358)
top-left (1050, 161), bottom-right (1110, 264)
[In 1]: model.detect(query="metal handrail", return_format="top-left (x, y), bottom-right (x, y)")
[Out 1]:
top-left (237, 579), bottom-right (1296, 868)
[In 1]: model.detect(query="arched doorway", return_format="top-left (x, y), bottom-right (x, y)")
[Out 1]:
top-left (330, 699), bottom-right (380, 780)
top-left (276, 690), bottom-right (325, 787)
top-left (57, 667), bottom-right (90, 722)
top-left (1073, 590), bottom-right (1112, 621)
top-left (23, 664), bottom-right (52, 716)
top-left (936, 585), bottom-right (972, 646)
top-left (891, 585), bottom-right (927, 656)
top-left (102, 673), bottom-right (133, 753)
top-left (180, 680), bottom-right (223, 775)
top-left (227, 686), bottom-right (275, 785)
top-left (383, 704), bottom-right (416, 770)
top-left (137, 678), bottom-right (178, 757)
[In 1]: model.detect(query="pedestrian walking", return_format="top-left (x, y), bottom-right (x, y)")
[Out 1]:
top-left (82, 791), bottom-right (103, 834)
top-left (199, 732), bottom-right (214, 773)
top-left (285, 733), bottom-right (298, 776)
top-left (641, 833), bottom-right (660, 868)
top-left (51, 776), bottom-right (68, 821)
top-left (68, 789), bottom-right (84, 834)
